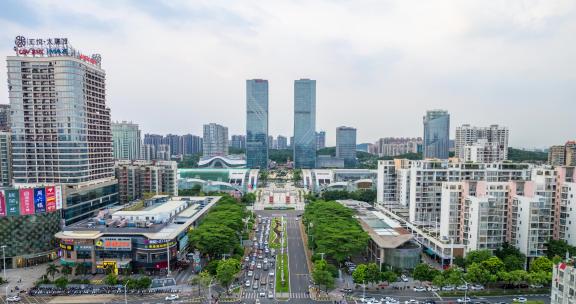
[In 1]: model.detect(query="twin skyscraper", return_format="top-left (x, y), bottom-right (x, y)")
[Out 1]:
top-left (246, 79), bottom-right (316, 169)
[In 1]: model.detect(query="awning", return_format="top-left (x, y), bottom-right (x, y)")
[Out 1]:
top-left (425, 248), bottom-right (436, 256)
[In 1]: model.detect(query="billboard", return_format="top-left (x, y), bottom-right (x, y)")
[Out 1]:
top-left (5, 190), bottom-right (19, 216)
top-left (34, 188), bottom-right (46, 214)
top-left (0, 191), bottom-right (5, 217)
top-left (45, 186), bottom-right (56, 212)
top-left (95, 237), bottom-right (132, 251)
top-left (19, 188), bottom-right (35, 215)
top-left (55, 186), bottom-right (63, 210)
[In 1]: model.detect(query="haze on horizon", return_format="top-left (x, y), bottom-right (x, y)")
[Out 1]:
top-left (0, 0), bottom-right (574, 148)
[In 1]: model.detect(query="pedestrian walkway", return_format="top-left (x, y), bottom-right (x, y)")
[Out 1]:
top-left (243, 291), bottom-right (309, 299)
top-left (173, 270), bottom-right (195, 285)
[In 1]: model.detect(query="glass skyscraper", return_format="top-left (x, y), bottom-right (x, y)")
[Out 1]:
top-left (423, 109), bottom-right (450, 159)
top-left (336, 126), bottom-right (357, 167)
top-left (293, 79), bottom-right (316, 168)
top-left (246, 79), bottom-right (269, 169)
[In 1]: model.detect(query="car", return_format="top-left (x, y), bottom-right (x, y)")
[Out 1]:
top-left (258, 255), bottom-right (264, 259)
top-left (361, 297), bottom-right (376, 303)
top-left (244, 256), bottom-right (249, 262)
top-left (413, 286), bottom-right (426, 292)
top-left (423, 300), bottom-right (436, 304)
top-left (248, 270), bottom-right (253, 277)
top-left (513, 298), bottom-right (527, 303)
top-left (259, 292), bottom-right (266, 297)
top-left (340, 288), bottom-right (353, 293)
top-left (252, 283), bottom-right (258, 289)
top-left (401, 275), bottom-right (409, 282)
top-left (470, 284), bottom-right (484, 290)
top-left (257, 263), bottom-right (262, 269)
top-left (427, 286), bottom-right (440, 292)
top-left (249, 264), bottom-right (255, 270)
top-left (268, 291), bottom-right (274, 299)
top-left (6, 296), bottom-right (21, 302)
top-left (295, 218), bottom-right (299, 221)
top-left (405, 300), bottom-right (418, 304)
top-left (245, 280), bottom-right (251, 287)
top-left (442, 285), bottom-right (455, 291)
top-left (255, 299), bottom-right (260, 304)
top-left (254, 274), bottom-right (260, 280)
top-left (529, 284), bottom-right (544, 288)
top-left (165, 294), bottom-right (179, 301)
top-left (457, 297), bottom-right (471, 303)
top-left (269, 271), bottom-right (275, 276)
top-left (456, 285), bottom-right (469, 291)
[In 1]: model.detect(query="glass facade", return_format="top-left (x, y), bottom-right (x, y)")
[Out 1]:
top-left (246, 79), bottom-right (269, 169)
top-left (63, 181), bottom-right (119, 225)
top-left (293, 79), bottom-right (316, 168)
top-left (423, 110), bottom-right (450, 159)
top-left (336, 126), bottom-right (357, 167)
top-left (0, 211), bottom-right (61, 268)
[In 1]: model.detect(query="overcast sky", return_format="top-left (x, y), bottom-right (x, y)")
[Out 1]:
top-left (1, 0), bottom-right (575, 148)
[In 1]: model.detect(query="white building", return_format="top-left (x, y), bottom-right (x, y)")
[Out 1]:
top-left (203, 123), bottom-right (229, 158)
top-left (112, 121), bottom-right (141, 160)
top-left (455, 124), bottom-right (509, 163)
top-left (551, 262), bottom-right (576, 304)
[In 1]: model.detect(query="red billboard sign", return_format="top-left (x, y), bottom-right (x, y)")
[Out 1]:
top-left (19, 188), bottom-right (35, 215)
top-left (45, 186), bottom-right (57, 212)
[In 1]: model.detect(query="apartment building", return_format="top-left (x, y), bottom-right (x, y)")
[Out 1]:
top-left (455, 124), bottom-right (509, 163)
top-left (114, 160), bottom-right (178, 204)
top-left (551, 262), bottom-right (576, 304)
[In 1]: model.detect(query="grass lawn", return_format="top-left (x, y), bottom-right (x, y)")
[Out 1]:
top-left (275, 252), bottom-right (289, 293)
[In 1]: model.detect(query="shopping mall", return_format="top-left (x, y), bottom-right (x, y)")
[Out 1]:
top-left (55, 195), bottom-right (219, 275)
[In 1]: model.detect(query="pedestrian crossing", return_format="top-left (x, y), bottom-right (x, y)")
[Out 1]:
top-left (242, 291), bottom-right (309, 299)
top-left (173, 270), bottom-right (195, 284)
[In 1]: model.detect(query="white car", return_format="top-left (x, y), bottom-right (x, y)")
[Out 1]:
top-left (257, 263), bottom-right (262, 269)
top-left (427, 286), bottom-right (440, 292)
top-left (513, 298), bottom-right (527, 303)
top-left (268, 291), bottom-right (274, 299)
top-left (245, 280), bottom-right (251, 287)
top-left (457, 297), bottom-right (471, 303)
top-left (470, 284), bottom-right (484, 290)
top-left (442, 285), bottom-right (455, 291)
top-left (413, 286), bottom-right (426, 292)
top-left (6, 296), bottom-right (21, 302)
top-left (361, 297), bottom-right (376, 303)
top-left (269, 271), bottom-right (275, 276)
top-left (259, 292), bottom-right (266, 297)
top-left (165, 294), bottom-right (179, 301)
top-left (456, 285), bottom-right (468, 291)
top-left (405, 300), bottom-right (418, 304)
top-left (401, 275), bottom-right (409, 282)
top-left (248, 270), bottom-right (254, 277)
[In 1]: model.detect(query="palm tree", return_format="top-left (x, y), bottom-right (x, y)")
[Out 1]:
top-left (46, 263), bottom-right (60, 281)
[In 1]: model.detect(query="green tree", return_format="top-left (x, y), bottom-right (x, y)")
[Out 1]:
top-left (453, 256), bottom-right (466, 268)
top-left (365, 263), bottom-right (381, 285)
top-left (216, 258), bottom-right (241, 293)
top-left (138, 277), bottom-right (152, 289)
top-left (190, 271), bottom-right (212, 297)
top-left (509, 270), bottom-right (528, 286)
top-left (413, 264), bottom-right (433, 284)
top-left (465, 250), bottom-right (493, 267)
top-left (312, 260), bottom-right (335, 292)
top-left (54, 277), bottom-right (69, 289)
top-left (75, 263), bottom-right (87, 276)
top-left (481, 256), bottom-right (505, 275)
top-left (380, 271), bottom-right (397, 284)
top-left (527, 271), bottom-right (551, 286)
top-left (503, 255), bottom-right (525, 271)
top-left (61, 265), bottom-right (72, 276)
top-left (432, 274), bottom-right (445, 287)
top-left (530, 257), bottom-right (553, 273)
top-left (546, 240), bottom-right (576, 259)
top-left (352, 264), bottom-right (368, 284)
top-left (46, 263), bottom-right (60, 281)
top-left (104, 274), bottom-right (118, 286)
top-left (443, 267), bottom-right (464, 286)
top-left (465, 263), bottom-right (491, 284)
top-left (241, 193), bottom-right (256, 205)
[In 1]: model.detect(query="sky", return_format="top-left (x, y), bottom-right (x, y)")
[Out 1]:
top-left (0, 0), bottom-right (575, 148)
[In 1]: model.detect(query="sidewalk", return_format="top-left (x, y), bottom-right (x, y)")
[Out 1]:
top-left (3, 263), bottom-right (49, 291)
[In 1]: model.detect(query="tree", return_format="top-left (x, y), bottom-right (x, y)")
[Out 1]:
top-left (413, 264), bottom-right (432, 284)
top-left (442, 267), bottom-right (464, 286)
top-left (380, 271), bottom-right (397, 284)
top-left (138, 277), bottom-right (151, 289)
top-left (241, 193), bottom-right (256, 205)
top-left (54, 277), bottom-right (69, 289)
top-left (312, 260), bottom-right (335, 292)
top-left (465, 250), bottom-right (493, 267)
top-left (104, 274), bottom-right (118, 286)
top-left (465, 263), bottom-right (491, 284)
top-left (509, 270), bottom-right (528, 286)
top-left (216, 258), bottom-right (241, 293)
top-left (432, 274), bottom-right (445, 287)
top-left (365, 263), bottom-right (381, 285)
top-left (503, 255), bottom-right (525, 271)
top-left (61, 265), bottom-right (72, 276)
top-left (546, 240), bottom-right (576, 259)
top-left (530, 257), bottom-right (553, 273)
top-left (46, 263), bottom-right (59, 281)
top-left (75, 263), bottom-right (87, 276)
top-left (352, 264), bottom-right (368, 284)
top-left (190, 271), bottom-right (212, 297)
top-left (453, 256), bottom-right (466, 268)
top-left (527, 271), bottom-right (551, 286)
top-left (481, 256), bottom-right (505, 275)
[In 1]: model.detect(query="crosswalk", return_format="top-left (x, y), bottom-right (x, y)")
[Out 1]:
top-left (243, 292), bottom-right (309, 299)
top-left (173, 270), bottom-right (195, 284)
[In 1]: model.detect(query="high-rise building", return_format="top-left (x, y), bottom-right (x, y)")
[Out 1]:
top-left (565, 141), bottom-right (576, 166)
top-left (8, 36), bottom-right (118, 225)
top-left (268, 135), bottom-right (274, 149)
top-left (455, 124), bottom-right (509, 162)
top-left (144, 134), bottom-right (163, 148)
top-left (551, 261), bottom-right (576, 304)
top-left (181, 134), bottom-right (202, 156)
top-left (374, 137), bottom-right (422, 157)
top-left (230, 135), bottom-right (246, 150)
top-left (203, 123), bottom-right (228, 157)
top-left (112, 121), bottom-right (141, 160)
top-left (114, 160), bottom-right (178, 204)
top-left (163, 134), bottom-right (181, 157)
top-left (277, 135), bottom-right (288, 150)
top-left (289, 136), bottom-right (294, 149)
top-left (423, 110), bottom-right (450, 159)
top-left (246, 79), bottom-right (269, 169)
top-left (293, 79), bottom-right (316, 168)
top-left (316, 131), bottom-right (326, 150)
top-left (548, 145), bottom-right (566, 166)
top-left (0, 104), bottom-right (10, 131)
top-left (336, 126), bottom-right (357, 167)
top-left (0, 131), bottom-right (12, 186)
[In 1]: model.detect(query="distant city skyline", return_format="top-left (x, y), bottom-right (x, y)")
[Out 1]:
top-left (1, 1), bottom-right (575, 148)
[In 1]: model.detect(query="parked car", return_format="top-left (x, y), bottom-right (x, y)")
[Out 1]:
top-left (512, 298), bottom-right (527, 303)
top-left (529, 284), bottom-right (543, 288)
top-left (361, 297), bottom-right (376, 303)
top-left (6, 296), bottom-right (21, 302)
top-left (427, 286), bottom-right (440, 292)
top-left (404, 300), bottom-right (418, 304)
top-left (470, 284), bottom-right (484, 290)
top-left (401, 275), bottom-right (409, 282)
top-left (165, 294), bottom-right (179, 301)
top-left (413, 286), bottom-right (426, 292)
top-left (456, 285), bottom-right (469, 291)
top-left (457, 297), bottom-right (471, 303)
top-left (442, 285), bottom-right (455, 291)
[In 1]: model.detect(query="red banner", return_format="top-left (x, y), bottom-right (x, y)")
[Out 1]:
top-left (19, 188), bottom-right (35, 215)
top-left (0, 191), bottom-right (5, 217)
top-left (45, 186), bottom-right (56, 212)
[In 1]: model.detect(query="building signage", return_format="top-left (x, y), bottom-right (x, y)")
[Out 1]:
top-left (55, 186), bottom-right (63, 210)
top-left (5, 190), bottom-right (19, 216)
top-left (0, 191), bottom-right (5, 217)
top-left (34, 188), bottom-right (46, 214)
top-left (45, 186), bottom-right (56, 212)
top-left (19, 188), bottom-right (34, 215)
top-left (13, 36), bottom-right (101, 66)
top-left (59, 243), bottom-right (74, 251)
top-left (145, 239), bottom-right (176, 249)
top-left (95, 237), bottom-right (132, 251)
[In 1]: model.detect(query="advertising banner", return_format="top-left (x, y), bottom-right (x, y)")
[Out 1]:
top-left (95, 237), bottom-right (132, 251)
top-left (45, 186), bottom-right (56, 212)
top-left (0, 191), bottom-right (5, 217)
top-left (55, 186), bottom-right (63, 210)
top-left (5, 190), bottom-right (19, 216)
top-left (19, 188), bottom-right (34, 215)
top-left (34, 188), bottom-right (46, 214)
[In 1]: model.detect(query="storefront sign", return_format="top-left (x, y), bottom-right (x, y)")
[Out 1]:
top-left (75, 245), bottom-right (93, 251)
top-left (34, 188), bottom-right (46, 214)
top-left (45, 186), bottom-right (56, 212)
top-left (59, 243), bottom-right (74, 251)
top-left (13, 36), bottom-right (101, 66)
top-left (0, 191), bottom-right (5, 217)
top-left (95, 237), bottom-right (132, 251)
top-left (5, 190), bottom-right (19, 216)
top-left (19, 188), bottom-right (34, 215)
top-left (55, 186), bottom-right (63, 210)
top-left (145, 239), bottom-right (176, 249)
